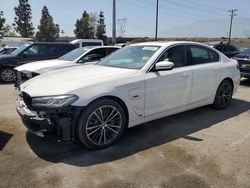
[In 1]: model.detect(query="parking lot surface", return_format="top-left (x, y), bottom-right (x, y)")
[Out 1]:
top-left (0, 80), bottom-right (250, 188)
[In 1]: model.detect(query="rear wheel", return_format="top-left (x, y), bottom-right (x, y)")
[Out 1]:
top-left (213, 79), bottom-right (233, 109)
top-left (77, 98), bottom-right (127, 149)
top-left (0, 67), bottom-right (16, 83)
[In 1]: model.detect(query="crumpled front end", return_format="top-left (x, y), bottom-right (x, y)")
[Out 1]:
top-left (16, 92), bottom-right (81, 141)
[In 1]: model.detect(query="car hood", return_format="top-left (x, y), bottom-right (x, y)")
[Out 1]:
top-left (15, 59), bottom-right (71, 73)
top-left (20, 65), bottom-right (138, 96)
top-left (35, 61), bottom-right (99, 74)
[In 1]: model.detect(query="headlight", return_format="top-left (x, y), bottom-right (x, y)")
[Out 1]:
top-left (32, 95), bottom-right (79, 108)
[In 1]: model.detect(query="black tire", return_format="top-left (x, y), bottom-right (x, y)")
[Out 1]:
top-left (0, 67), bottom-right (16, 83)
top-left (77, 98), bottom-right (127, 149)
top-left (213, 79), bottom-right (233, 110)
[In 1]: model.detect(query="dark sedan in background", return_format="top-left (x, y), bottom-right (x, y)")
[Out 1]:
top-left (0, 42), bottom-right (76, 83)
top-left (207, 42), bottom-right (240, 58)
top-left (233, 48), bottom-right (250, 79)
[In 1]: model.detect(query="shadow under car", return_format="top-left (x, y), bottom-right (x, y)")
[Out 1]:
top-left (26, 98), bottom-right (250, 167)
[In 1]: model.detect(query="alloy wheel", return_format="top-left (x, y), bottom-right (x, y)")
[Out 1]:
top-left (217, 81), bottom-right (232, 108)
top-left (86, 105), bottom-right (123, 146)
top-left (1, 69), bottom-right (16, 82)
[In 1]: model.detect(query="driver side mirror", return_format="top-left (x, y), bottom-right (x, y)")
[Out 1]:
top-left (78, 56), bottom-right (90, 63)
top-left (21, 52), bottom-right (27, 58)
top-left (154, 59), bottom-right (174, 71)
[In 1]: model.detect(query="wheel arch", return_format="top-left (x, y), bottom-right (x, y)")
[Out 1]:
top-left (0, 64), bottom-right (15, 69)
top-left (90, 95), bottom-right (129, 126)
top-left (221, 77), bottom-right (234, 91)
top-left (74, 95), bottom-right (129, 128)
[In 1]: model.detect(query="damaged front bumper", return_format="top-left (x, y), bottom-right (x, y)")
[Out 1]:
top-left (16, 98), bottom-right (81, 142)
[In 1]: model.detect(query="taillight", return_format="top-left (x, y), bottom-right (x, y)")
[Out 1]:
top-left (236, 61), bottom-right (240, 70)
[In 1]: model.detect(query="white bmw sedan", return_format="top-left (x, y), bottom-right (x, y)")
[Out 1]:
top-left (16, 41), bottom-right (240, 149)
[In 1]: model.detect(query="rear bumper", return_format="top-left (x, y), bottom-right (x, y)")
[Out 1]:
top-left (16, 98), bottom-right (81, 141)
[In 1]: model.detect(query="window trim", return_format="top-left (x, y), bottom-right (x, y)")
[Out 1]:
top-left (147, 43), bottom-right (221, 72)
top-left (147, 44), bottom-right (189, 72)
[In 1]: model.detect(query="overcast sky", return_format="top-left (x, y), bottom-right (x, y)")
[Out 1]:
top-left (1, 0), bottom-right (250, 38)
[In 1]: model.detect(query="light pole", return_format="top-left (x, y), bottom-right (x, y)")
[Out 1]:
top-left (228, 9), bottom-right (237, 44)
top-left (155, 0), bottom-right (159, 40)
top-left (112, 0), bottom-right (116, 45)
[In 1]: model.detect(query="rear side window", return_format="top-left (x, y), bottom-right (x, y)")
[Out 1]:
top-left (189, 46), bottom-right (210, 64)
top-left (208, 49), bottom-right (219, 62)
top-left (215, 45), bottom-right (223, 52)
top-left (189, 46), bottom-right (219, 64)
top-left (223, 45), bottom-right (238, 52)
top-left (46, 45), bottom-right (75, 57)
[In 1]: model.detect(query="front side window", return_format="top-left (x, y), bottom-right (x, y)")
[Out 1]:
top-left (106, 48), bottom-right (119, 55)
top-left (98, 45), bottom-right (160, 69)
top-left (86, 48), bottom-right (106, 57)
top-left (82, 42), bottom-right (102, 47)
top-left (12, 43), bottom-right (31, 56)
top-left (59, 48), bottom-right (88, 61)
top-left (158, 45), bottom-right (187, 68)
top-left (23, 45), bottom-right (47, 56)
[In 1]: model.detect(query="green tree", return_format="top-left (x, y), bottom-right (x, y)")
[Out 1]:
top-left (96, 11), bottom-right (107, 41)
top-left (0, 11), bottom-right (6, 38)
top-left (4, 24), bottom-right (17, 37)
top-left (36, 6), bottom-right (60, 42)
top-left (74, 11), bottom-right (94, 39)
top-left (13, 0), bottom-right (34, 37)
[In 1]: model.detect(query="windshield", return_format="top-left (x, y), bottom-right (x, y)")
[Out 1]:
top-left (240, 48), bottom-right (250, 55)
top-left (58, 48), bottom-right (89, 61)
top-left (11, 43), bottom-right (31, 56)
top-left (98, 45), bottom-right (160, 69)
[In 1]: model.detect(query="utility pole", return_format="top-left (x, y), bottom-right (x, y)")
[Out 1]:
top-left (112, 0), bottom-right (116, 45)
top-left (155, 0), bottom-right (159, 40)
top-left (228, 9), bottom-right (237, 44)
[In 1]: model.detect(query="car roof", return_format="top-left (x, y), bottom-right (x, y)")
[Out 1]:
top-left (31, 42), bottom-right (75, 45)
top-left (82, 46), bottom-right (121, 50)
top-left (130, 41), bottom-right (210, 48)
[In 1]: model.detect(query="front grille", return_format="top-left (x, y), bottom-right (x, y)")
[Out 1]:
top-left (22, 92), bottom-right (32, 109)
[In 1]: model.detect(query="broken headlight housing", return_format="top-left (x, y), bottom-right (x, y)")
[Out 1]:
top-left (32, 95), bottom-right (79, 108)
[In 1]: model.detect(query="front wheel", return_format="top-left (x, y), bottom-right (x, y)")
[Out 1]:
top-left (77, 99), bottom-right (127, 149)
top-left (213, 79), bottom-right (233, 109)
top-left (0, 67), bottom-right (16, 83)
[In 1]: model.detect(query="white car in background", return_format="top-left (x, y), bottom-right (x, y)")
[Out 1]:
top-left (15, 46), bottom-right (120, 86)
top-left (70, 39), bottom-right (104, 48)
top-left (16, 41), bottom-right (240, 149)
